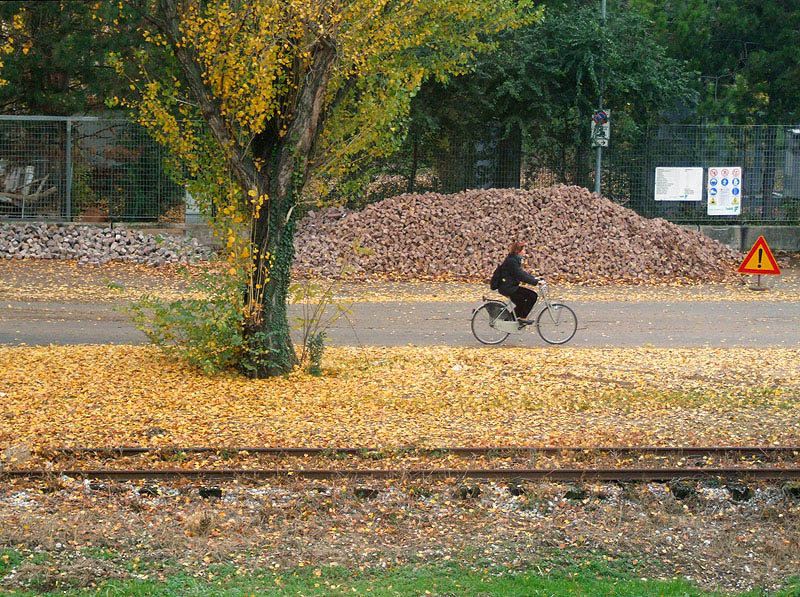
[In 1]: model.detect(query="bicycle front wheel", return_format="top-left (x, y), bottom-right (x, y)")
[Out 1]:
top-left (536, 303), bottom-right (577, 345)
top-left (471, 302), bottom-right (511, 345)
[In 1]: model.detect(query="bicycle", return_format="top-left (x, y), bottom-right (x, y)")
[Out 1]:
top-left (471, 281), bottom-right (577, 345)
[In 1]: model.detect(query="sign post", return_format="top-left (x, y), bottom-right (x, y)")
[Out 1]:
top-left (592, 0), bottom-right (607, 196)
top-left (737, 236), bottom-right (780, 290)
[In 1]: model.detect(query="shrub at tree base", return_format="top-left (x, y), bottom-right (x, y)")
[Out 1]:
top-left (294, 185), bottom-right (742, 284)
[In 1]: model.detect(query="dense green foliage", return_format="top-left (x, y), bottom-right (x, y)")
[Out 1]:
top-left (406, 3), bottom-right (692, 187)
top-left (632, 0), bottom-right (800, 123)
top-left (0, 1), bottom-right (139, 114)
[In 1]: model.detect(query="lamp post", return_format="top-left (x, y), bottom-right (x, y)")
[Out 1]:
top-left (594, 0), bottom-right (607, 195)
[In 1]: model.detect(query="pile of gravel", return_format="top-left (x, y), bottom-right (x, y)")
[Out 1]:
top-left (293, 185), bottom-right (742, 283)
top-left (0, 223), bottom-right (213, 266)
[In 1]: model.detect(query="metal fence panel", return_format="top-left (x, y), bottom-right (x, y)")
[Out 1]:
top-left (1, 116), bottom-right (797, 225)
top-left (621, 125), bottom-right (796, 225)
top-left (0, 116), bottom-right (184, 223)
top-left (321, 123), bottom-right (799, 225)
top-left (0, 117), bottom-right (67, 220)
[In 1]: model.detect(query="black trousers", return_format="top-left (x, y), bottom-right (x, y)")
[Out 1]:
top-left (510, 287), bottom-right (538, 319)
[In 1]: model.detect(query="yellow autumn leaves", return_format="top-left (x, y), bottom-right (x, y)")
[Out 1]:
top-left (1, 345), bottom-right (798, 449)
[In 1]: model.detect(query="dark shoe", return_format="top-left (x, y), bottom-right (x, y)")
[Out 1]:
top-left (518, 318), bottom-right (534, 325)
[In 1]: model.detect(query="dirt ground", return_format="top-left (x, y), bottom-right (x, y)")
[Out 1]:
top-left (1, 476), bottom-right (799, 594)
top-left (0, 254), bottom-right (799, 304)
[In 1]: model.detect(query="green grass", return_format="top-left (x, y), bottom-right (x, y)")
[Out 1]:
top-left (0, 549), bottom-right (23, 576)
top-left (2, 556), bottom-right (795, 597)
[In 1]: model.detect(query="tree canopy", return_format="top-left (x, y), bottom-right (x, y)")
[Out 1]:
top-left (400, 3), bottom-right (691, 188)
top-left (632, 0), bottom-right (800, 123)
top-left (115, 0), bottom-right (539, 376)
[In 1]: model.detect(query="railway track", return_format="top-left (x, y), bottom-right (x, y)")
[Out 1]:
top-left (4, 467), bottom-right (800, 482)
top-left (40, 445), bottom-right (800, 457)
top-left (4, 446), bottom-right (800, 483)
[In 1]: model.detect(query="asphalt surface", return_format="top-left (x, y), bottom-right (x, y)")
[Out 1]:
top-left (1, 299), bottom-right (798, 348)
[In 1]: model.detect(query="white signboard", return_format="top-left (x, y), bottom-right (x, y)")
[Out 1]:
top-left (654, 167), bottom-right (704, 201)
top-left (591, 122), bottom-right (610, 147)
top-left (707, 166), bottom-right (742, 216)
top-left (591, 110), bottom-right (610, 147)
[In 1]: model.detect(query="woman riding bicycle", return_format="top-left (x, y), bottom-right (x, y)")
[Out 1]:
top-left (491, 241), bottom-right (541, 325)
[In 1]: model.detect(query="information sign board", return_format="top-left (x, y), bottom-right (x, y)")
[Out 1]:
top-left (654, 167), bottom-right (703, 201)
top-left (707, 166), bottom-right (742, 215)
top-left (591, 110), bottom-right (610, 147)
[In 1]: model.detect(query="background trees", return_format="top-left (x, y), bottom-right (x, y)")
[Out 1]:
top-left (632, 0), bottom-right (800, 124)
top-left (406, 4), bottom-right (691, 189)
top-left (0, 1), bottom-right (140, 115)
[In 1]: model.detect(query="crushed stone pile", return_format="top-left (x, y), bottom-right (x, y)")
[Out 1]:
top-left (293, 185), bottom-right (743, 283)
top-left (0, 223), bottom-right (213, 266)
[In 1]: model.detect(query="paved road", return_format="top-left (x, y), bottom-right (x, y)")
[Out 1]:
top-left (1, 299), bottom-right (798, 348)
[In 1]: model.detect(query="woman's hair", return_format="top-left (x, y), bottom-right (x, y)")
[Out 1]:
top-left (508, 241), bottom-right (525, 256)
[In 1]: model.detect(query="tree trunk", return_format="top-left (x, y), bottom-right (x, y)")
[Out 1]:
top-left (242, 172), bottom-right (298, 378)
top-left (242, 41), bottom-right (336, 378)
top-left (407, 134), bottom-right (418, 193)
top-left (152, 0), bottom-right (337, 378)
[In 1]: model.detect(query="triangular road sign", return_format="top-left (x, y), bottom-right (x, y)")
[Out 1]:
top-left (738, 236), bottom-right (780, 275)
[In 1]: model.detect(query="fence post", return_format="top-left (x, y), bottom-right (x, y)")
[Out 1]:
top-left (65, 118), bottom-right (73, 221)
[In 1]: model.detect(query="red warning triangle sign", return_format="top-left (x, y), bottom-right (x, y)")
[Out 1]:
top-left (738, 236), bottom-right (780, 275)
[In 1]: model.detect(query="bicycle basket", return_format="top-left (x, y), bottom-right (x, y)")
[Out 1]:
top-left (486, 302), bottom-right (512, 321)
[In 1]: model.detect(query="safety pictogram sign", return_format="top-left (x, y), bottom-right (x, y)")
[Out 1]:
top-left (738, 236), bottom-right (780, 275)
top-left (708, 165), bottom-right (742, 215)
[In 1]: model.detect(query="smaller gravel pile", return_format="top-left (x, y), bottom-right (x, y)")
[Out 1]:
top-left (294, 185), bottom-right (743, 284)
top-left (0, 223), bottom-right (213, 266)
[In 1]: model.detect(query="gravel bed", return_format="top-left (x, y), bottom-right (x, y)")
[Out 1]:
top-left (0, 223), bottom-right (213, 266)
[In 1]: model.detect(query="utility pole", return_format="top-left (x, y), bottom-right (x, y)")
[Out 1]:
top-left (594, 0), bottom-right (607, 195)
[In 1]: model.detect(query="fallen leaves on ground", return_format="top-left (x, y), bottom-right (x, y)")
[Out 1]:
top-left (0, 259), bottom-right (201, 303)
top-left (1, 258), bottom-right (799, 304)
top-left (1, 345), bottom-right (798, 450)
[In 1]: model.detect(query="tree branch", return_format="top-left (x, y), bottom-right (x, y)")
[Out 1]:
top-left (274, 38), bottom-right (337, 199)
top-left (153, 0), bottom-right (257, 192)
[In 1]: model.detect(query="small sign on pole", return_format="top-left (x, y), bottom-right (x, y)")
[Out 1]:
top-left (591, 110), bottom-right (610, 147)
top-left (738, 236), bottom-right (780, 290)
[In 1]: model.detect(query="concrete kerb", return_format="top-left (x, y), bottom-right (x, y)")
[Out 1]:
top-left (685, 225), bottom-right (800, 252)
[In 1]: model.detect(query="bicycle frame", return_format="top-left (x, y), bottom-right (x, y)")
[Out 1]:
top-left (484, 284), bottom-right (554, 334)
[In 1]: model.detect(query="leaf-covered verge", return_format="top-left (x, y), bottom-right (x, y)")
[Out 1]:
top-left (1, 345), bottom-right (798, 449)
top-left (2, 259), bottom-right (799, 305)
top-left (1, 476), bottom-right (799, 595)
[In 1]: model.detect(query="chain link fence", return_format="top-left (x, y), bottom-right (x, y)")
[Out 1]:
top-left (1, 116), bottom-right (798, 225)
top-left (315, 123), bottom-right (800, 226)
top-left (0, 116), bottom-right (184, 223)
top-left (611, 125), bottom-right (799, 225)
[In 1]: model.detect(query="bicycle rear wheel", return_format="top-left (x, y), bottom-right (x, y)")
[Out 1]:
top-left (471, 302), bottom-right (511, 345)
top-left (536, 303), bottom-right (577, 345)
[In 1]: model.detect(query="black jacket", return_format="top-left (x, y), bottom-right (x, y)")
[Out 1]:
top-left (497, 254), bottom-right (539, 297)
